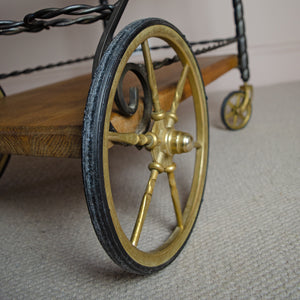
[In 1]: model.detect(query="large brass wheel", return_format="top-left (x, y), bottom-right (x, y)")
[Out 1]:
top-left (82, 18), bottom-right (209, 274)
top-left (0, 86), bottom-right (10, 178)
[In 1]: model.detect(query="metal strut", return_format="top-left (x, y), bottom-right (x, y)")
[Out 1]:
top-left (0, 37), bottom-right (238, 80)
top-left (92, 0), bottom-right (129, 74)
top-left (232, 0), bottom-right (250, 82)
top-left (99, 0), bottom-right (109, 28)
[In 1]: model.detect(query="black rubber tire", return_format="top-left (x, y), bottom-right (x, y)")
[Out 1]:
top-left (82, 18), bottom-right (208, 274)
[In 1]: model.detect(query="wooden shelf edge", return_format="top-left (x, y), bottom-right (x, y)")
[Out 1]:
top-left (0, 126), bottom-right (82, 158)
top-left (0, 54), bottom-right (238, 158)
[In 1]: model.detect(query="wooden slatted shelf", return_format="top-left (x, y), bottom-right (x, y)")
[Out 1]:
top-left (0, 54), bottom-right (238, 158)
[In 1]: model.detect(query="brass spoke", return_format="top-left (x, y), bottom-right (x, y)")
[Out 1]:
top-left (194, 140), bottom-right (202, 149)
top-left (142, 40), bottom-right (161, 114)
top-left (238, 112), bottom-right (246, 120)
top-left (131, 169), bottom-right (159, 247)
top-left (228, 101), bottom-right (235, 109)
top-left (167, 171), bottom-right (183, 229)
top-left (225, 111), bottom-right (235, 120)
top-left (166, 64), bottom-right (189, 127)
top-left (233, 114), bottom-right (238, 126)
top-left (108, 131), bottom-right (153, 147)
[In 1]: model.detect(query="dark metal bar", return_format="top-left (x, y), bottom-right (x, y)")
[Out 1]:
top-left (0, 4), bottom-right (114, 35)
top-left (92, 0), bottom-right (129, 74)
top-left (0, 55), bottom-right (94, 80)
top-left (0, 36), bottom-right (237, 80)
top-left (232, 0), bottom-right (250, 82)
top-left (100, 0), bottom-right (109, 28)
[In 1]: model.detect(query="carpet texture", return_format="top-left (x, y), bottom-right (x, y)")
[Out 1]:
top-left (0, 81), bottom-right (299, 299)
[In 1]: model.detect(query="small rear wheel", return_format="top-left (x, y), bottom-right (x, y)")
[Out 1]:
top-left (221, 84), bottom-right (253, 130)
top-left (82, 18), bottom-right (209, 274)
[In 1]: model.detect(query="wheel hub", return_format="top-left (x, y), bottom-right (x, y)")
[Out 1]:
top-left (165, 129), bottom-right (194, 155)
top-left (147, 117), bottom-right (196, 173)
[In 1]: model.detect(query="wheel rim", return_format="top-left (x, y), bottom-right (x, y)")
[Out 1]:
top-left (223, 91), bottom-right (252, 130)
top-left (101, 24), bottom-right (208, 268)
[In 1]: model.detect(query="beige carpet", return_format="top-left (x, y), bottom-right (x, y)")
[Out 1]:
top-left (1, 81), bottom-right (299, 299)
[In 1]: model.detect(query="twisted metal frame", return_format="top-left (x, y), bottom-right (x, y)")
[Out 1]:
top-left (0, 4), bottom-right (114, 35)
top-left (0, 0), bottom-right (250, 83)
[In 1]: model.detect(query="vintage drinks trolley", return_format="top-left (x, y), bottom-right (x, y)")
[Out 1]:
top-left (0, 0), bottom-right (253, 274)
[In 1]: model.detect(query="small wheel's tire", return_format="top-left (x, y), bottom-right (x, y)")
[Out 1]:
top-left (221, 90), bottom-right (252, 130)
top-left (0, 154), bottom-right (10, 178)
top-left (82, 18), bottom-right (209, 274)
top-left (0, 87), bottom-right (10, 178)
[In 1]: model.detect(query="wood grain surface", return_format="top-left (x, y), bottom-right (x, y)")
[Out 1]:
top-left (0, 55), bottom-right (238, 158)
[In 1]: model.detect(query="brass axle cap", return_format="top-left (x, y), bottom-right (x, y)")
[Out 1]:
top-left (149, 128), bottom-right (198, 155)
top-left (165, 129), bottom-right (195, 155)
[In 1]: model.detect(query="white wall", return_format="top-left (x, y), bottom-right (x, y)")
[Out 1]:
top-left (1, 0), bottom-right (300, 95)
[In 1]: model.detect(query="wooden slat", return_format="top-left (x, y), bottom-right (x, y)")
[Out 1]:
top-left (0, 55), bottom-right (238, 158)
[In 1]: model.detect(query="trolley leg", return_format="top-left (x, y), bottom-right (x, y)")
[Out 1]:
top-left (220, 0), bottom-right (253, 131)
top-left (232, 0), bottom-right (250, 82)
